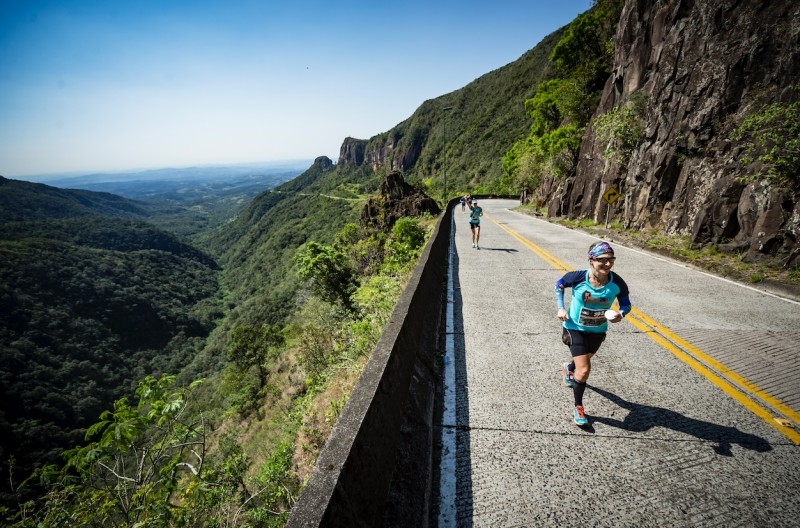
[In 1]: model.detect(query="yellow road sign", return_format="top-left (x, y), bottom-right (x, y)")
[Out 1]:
top-left (602, 187), bottom-right (620, 204)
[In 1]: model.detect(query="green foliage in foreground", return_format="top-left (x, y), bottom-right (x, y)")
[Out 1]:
top-left (1, 213), bottom-right (435, 527)
top-left (731, 87), bottom-right (800, 185)
top-left (3, 375), bottom-right (298, 528)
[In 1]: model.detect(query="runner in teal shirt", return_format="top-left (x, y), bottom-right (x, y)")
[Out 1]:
top-left (467, 199), bottom-right (482, 249)
top-left (554, 241), bottom-right (631, 426)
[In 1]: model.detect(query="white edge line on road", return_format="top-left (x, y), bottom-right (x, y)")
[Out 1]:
top-left (438, 209), bottom-right (457, 527)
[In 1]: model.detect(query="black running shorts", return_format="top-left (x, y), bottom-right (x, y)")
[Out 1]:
top-left (562, 327), bottom-right (606, 357)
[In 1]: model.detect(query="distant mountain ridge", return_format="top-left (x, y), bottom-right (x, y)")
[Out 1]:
top-left (0, 176), bottom-right (152, 222)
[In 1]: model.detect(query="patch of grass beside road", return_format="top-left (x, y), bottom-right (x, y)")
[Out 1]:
top-left (515, 204), bottom-right (800, 298)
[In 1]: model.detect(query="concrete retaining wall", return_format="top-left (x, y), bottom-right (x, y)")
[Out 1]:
top-left (286, 200), bottom-right (455, 528)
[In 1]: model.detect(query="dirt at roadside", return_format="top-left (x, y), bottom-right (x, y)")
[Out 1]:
top-left (577, 225), bottom-right (800, 304)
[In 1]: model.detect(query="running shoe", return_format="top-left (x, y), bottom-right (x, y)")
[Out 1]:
top-left (562, 362), bottom-right (574, 388)
top-left (573, 405), bottom-right (588, 426)
top-left (476, 245), bottom-right (480, 250)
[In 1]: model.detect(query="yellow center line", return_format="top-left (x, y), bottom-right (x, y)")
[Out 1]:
top-left (631, 308), bottom-right (800, 427)
top-left (490, 214), bottom-right (571, 272)
top-left (486, 213), bottom-right (800, 445)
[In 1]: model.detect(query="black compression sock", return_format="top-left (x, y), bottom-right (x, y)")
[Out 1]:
top-left (572, 379), bottom-right (587, 407)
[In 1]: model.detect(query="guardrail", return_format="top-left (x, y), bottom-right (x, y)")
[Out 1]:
top-left (287, 198), bottom-right (456, 527)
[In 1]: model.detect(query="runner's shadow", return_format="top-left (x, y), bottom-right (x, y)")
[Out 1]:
top-left (480, 248), bottom-right (518, 253)
top-left (589, 385), bottom-right (773, 456)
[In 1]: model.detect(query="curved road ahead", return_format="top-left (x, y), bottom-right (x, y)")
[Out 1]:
top-left (437, 199), bottom-right (800, 527)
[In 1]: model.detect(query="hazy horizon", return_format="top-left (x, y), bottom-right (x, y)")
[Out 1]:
top-left (7, 158), bottom-right (317, 184)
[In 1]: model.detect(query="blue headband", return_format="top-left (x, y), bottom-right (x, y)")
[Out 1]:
top-left (588, 242), bottom-right (614, 259)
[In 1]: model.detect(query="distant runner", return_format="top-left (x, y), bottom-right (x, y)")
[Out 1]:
top-left (555, 241), bottom-right (631, 426)
top-left (460, 195), bottom-right (467, 212)
top-left (467, 199), bottom-right (482, 249)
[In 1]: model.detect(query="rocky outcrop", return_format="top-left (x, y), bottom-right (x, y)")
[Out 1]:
top-left (313, 155), bottom-right (335, 171)
top-left (339, 138), bottom-right (367, 167)
top-left (544, 0), bottom-right (800, 266)
top-left (360, 171), bottom-right (440, 230)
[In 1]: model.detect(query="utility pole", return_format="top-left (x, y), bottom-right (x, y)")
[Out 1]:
top-left (442, 106), bottom-right (453, 204)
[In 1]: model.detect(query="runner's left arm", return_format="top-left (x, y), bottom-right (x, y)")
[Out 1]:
top-left (612, 274), bottom-right (632, 317)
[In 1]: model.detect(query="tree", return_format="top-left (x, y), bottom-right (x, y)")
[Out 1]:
top-left (382, 217), bottom-right (427, 273)
top-left (548, 1), bottom-right (623, 121)
top-left (227, 325), bottom-right (285, 388)
top-left (524, 79), bottom-right (565, 136)
top-left (550, 0), bottom-right (623, 94)
top-left (535, 124), bottom-right (585, 179)
top-left (732, 91), bottom-right (800, 185)
top-left (593, 92), bottom-right (647, 167)
top-left (7, 375), bottom-right (207, 527)
top-left (5, 374), bottom-right (298, 527)
top-left (294, 241), bottom-right (358, 312)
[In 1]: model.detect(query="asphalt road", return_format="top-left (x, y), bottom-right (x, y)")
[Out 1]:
top-left (437, 199), bottom-right (800, 527)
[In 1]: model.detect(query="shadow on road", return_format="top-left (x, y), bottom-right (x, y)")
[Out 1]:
top-left (477, 247), bottom-right (518, 253)
top-left (589, 385), bottom-right (773, 456)
top-left (452, 244), bottom-right (475, 527)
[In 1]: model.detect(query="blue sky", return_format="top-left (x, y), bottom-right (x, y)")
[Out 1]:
top-left (0, 1), bottom-right (592, 178)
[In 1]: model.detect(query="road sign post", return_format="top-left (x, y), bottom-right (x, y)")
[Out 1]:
top-left (602, 187), bottom-right (620, 228)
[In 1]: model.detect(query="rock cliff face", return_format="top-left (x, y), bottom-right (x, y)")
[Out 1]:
top-left (543, 0), bottom-right (800, 266)
top-left (351, 129), bottom-right (426, 173)
top-left (339, 138), bottom-right (367, 167)
top-left (340, 133), bottom-right (422, 173)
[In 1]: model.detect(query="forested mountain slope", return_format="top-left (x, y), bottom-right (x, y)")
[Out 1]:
top-left (0, 175), bottom-right (152, 221)
top-left (196, 157), bottom-right (362, 345)
top-left (0, 178), bottom-right (222, 500)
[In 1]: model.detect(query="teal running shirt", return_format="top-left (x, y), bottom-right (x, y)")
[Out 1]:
top-left (469, 206), bottom-right (482, 224)
top-left (555, 270), bottom-right (631, 333)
